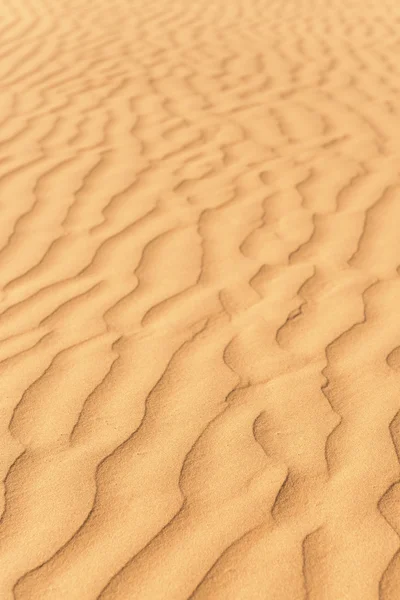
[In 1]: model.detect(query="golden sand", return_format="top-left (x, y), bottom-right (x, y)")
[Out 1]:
top-left (0, 0), bottom-right (400, 598)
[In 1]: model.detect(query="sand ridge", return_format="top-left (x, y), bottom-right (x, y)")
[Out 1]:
top-left (0, 0), bottom-right (400, 598)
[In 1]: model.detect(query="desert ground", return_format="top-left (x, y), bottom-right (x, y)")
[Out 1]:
top-left (0, 0), bottom-right (400, 598)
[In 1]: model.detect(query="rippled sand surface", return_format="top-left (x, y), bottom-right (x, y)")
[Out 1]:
top-left (1, 0), bottom-right (400, 598)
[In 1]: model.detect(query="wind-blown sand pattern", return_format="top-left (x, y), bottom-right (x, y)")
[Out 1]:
top-left (1, 0), bottom-right (400, 598)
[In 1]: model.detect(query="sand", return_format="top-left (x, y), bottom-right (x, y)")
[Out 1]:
top-left (0, 0), bottom-right (400, 598)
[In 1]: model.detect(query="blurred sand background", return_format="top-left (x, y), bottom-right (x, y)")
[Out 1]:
top-left (1, 0), bottom-right (400, 598)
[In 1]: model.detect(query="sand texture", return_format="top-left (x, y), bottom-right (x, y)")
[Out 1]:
top-left (1, 0), bottom-right (400, 598)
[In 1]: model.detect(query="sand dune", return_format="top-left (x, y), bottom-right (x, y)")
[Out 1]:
top-left (0, 0), bottom-right (400, 598)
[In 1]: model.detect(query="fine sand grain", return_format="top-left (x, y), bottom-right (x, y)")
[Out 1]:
top-left (1, 0), bottom-right (400, 598)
